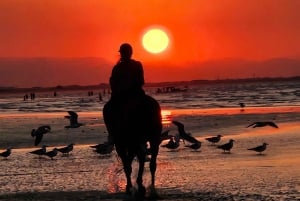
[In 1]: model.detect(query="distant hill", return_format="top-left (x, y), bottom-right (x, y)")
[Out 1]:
top-left (0, 57), bottom-right (112, 88)
top-left (0, 57), bottom-right (300, 88)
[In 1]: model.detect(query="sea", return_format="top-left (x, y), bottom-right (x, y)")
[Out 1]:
top-left (0, 78), bottom-right (299, 114)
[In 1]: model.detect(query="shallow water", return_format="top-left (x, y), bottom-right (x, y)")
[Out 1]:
top-left (1, 79), bottom-right (300, 114)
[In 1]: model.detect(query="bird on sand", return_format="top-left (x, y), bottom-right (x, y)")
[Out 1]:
top-left (161, 135), bottom-right (180, 150)
top-left (160, 130), bottom-right (172, 143)
top-left (248, 143), bottom-right (269, 154)
top-left (57, 143), bottom-right (74, 155)
top-left (44, 148), bottom-right (58, 160)
top-left (246, 121), bottom-right (278, 128)
top-left (29, 145), bottom-right (47, 157)
top-left (205, 135), bottom-right (223, 145)
top-left (93, 143), bottom-right (114, 155)
top-left (64, 111), bottom-right (83, 128)
top-left (0, 148), bottom-right (12, 159)
top-left (172, 121), bottom-right (200, 144)
top-left (185, 142), bottom-right (201, 151)
top-left (217, 139), bottom-right (235, 153)
top-left (31, 125), bottom-right (51, 146)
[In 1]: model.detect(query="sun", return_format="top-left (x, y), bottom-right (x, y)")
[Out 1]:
top-left (142, 28), bottom-right (169, 54)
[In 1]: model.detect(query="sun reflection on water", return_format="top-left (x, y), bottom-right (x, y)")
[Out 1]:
top-left (161, 110), bottom-right (172, 126)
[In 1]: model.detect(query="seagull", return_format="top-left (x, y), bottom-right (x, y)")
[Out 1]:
top-left (57, 143), bottom-right (74, 156)
top-left (205, 135), bottom-right (223, 145)
top-left (185, 142), bottom-right (201, 151)
top-left (246, 121), bottom-right (278, 128)
top-left (31, 125), bottom-right (51, 146)
top-left (44, 148), bottom-right (58, 160)
top-left (65, 111), bottom-right (83, 128)
top-left (93, 143), bottom-right (114, 155)
top-left (161, 135), bottom-right (180, 150)
top-left (0, 148), bottom-right (12, 159)
top-left (217, 139), bottom-right (235, 153)
top-left (160, 130), bottom-right (172, 143)
top-left (248, 143), bottom-right (268, 154)
top-left (172, 121), bottom-right (200, 144)
top-left (29, 145), bottom-right (47, 157)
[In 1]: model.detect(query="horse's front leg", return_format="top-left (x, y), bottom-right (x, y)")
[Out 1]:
top-left (148, 142), bottom-right (160, 199)
top-left (117, 149), bottom-right (134, 194)
top-left (136, 145), bottom-right (147, 197)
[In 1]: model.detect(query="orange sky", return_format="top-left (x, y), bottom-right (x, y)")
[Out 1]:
top-left (0, 0), bottom-right (300, 87)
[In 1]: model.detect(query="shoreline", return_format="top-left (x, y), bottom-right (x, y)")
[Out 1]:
top-left (1, 105), bottom-right (300, 118)
top-left (1, 105), bottom-right (300, 149)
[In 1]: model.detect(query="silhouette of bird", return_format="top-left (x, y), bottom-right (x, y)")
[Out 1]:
top-left (205, 135), bottom-right (223, 145)
top-left (29, 145), bottom-right (47, 157)
top-left (31, 125), bottom-right (51, 146)
top-left (160, 130), bottom-right (172, 143)
top-left (161, 135), bottom-right (180, 150)
top-left (44, 148), bottom-right (58, 159)
top-left (248, 143), bottom-right (268, 154)
top-left (0, 148), bottom-right (12, 159)
top-left (65, 111), bottom-right (83, 128)
top-left (246, 121), bottom-right (278, 128)
top-left (185, 142), bottom-right (201, 151)
top-left (57, 143), bottom-right (74, 155)
top-left (217, 139), bottom-right (235, 153)
top-left (93, 143), bottom-right (114, 155)
top-left (172, 121), bottom-right (200, 144)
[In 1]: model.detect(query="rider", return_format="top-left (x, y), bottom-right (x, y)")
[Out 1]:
top-left (103, 43), bottom-right (146, 145)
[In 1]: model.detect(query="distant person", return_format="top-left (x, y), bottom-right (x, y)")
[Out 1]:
top-left (103, 43), bottom-right (145, 144)
top-left (99, 92), bottom-right (103, 101)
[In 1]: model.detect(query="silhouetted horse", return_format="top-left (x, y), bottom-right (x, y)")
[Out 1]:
top-left (103, 94), bottom-right (162, 199)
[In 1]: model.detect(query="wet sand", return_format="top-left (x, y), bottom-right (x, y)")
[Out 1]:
top-left (0, 108), bottom-right (300, 200)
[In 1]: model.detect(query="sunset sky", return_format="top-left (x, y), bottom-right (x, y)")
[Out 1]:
top-left (0, 0), bottom-right (300, 87)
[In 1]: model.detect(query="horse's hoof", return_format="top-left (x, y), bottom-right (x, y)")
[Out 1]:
top-left (126, 185), bottom-right (133, 195)
top-left (148, 186), bottom-right (160, 200)
top-left (137, 185), bottom-right (146, 199)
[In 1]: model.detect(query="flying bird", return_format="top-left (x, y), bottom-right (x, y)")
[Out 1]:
top-left (205, 135), bottom-right (223, 145)
top-left (31, 125), bottom-right (51, 146)
top-left (246, 121), bottom-right (278, 128)
top-left (29, 145), bottom-right (47, 157)
top-left (65, 111), bottom-right (83, 128)
top-left (248, 143), bottom-right (269, 154)
top-left (57, 143), bottom-right (74, 155)
top-left (44, 148), bottom-right (58, 160)
top-left (217, 139), bottom-right (235, 153)
top-left (172, 120), bottom-right (200, 144)
top-left (0, 148), bottom-right (12, 159)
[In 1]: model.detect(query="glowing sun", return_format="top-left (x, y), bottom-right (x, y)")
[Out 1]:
top-left (142, 28), bottom-right (169, 54)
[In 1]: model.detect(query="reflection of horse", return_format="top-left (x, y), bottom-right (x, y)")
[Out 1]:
top-left (103, 94), bottom-right (162, 199)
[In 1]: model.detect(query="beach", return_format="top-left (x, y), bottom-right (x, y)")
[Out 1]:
top-left (0, 107), bottom-right (300, 201)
